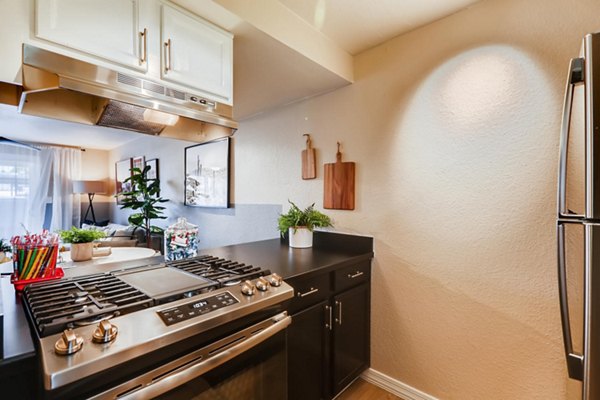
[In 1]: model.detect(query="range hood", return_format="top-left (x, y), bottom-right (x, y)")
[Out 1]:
top-left (3, 44), bottom-right (237, 142)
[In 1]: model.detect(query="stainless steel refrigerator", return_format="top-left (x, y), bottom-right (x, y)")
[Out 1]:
top-left (558, 32), bottom-right (600, 400)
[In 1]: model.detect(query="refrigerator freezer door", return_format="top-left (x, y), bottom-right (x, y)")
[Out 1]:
top-left (557, 220), bottom-right (585, 380)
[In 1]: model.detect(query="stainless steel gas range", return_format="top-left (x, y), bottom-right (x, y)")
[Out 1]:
top-left (22, 255), bottom-right (294, 399)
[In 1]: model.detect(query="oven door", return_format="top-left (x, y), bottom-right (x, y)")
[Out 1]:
top-left (90, 312), bottom-right (291, 400)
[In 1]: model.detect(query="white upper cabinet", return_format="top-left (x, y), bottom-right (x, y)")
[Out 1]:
top-left (161, 4), bottom-right (233, 104)
top-left (35, 0), bottom-right (146, 71)
top-left (32, 0), bottom-right (233, 104)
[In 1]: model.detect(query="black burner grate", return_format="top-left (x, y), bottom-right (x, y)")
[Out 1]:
top-left (24, 273), bottom-right (154, 337)
top-left (168, 255), bottom-right (270, 286)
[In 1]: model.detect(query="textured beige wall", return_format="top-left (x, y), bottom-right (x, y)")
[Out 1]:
top-left (233, 0), bottom-right (600, 398)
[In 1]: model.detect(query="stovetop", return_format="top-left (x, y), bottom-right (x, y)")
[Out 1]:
top-left (25, 254), bottom-right (293, 392)
top-left (23, 255), bottom-right (272, 338)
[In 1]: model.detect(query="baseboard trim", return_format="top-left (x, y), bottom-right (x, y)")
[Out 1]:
top-left (361, 369), bottom-right (439, 400)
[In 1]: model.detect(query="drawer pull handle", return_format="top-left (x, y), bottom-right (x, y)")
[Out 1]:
top-left (297, 287), bottom-right (319, 298)
top-left (348, 271), bottom-right (364, 279)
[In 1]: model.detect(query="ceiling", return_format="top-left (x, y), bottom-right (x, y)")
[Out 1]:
top-left (278, 0), bottom-right (482, 55)
top-left (1, 0), bottom-right (484, 149)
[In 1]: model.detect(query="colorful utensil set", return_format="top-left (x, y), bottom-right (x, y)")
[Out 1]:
top-left (11, 231), bottom-right (59, 281)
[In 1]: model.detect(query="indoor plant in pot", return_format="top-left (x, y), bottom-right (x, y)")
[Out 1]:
top-left (58, 227), bottom-right (105, 262)
top-left (119, 165), bottom-right (169, 250)
top-left (278, 201), bottom-right (332, 248)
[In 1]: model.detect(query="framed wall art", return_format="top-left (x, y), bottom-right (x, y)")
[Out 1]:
top-left (115, 158), bottom-right (133, 204)
top-left (145, 158), bottom-right (159, 181)
top-left (184, 137), bottom-right (230, 208)
top-left (132, 155), bottom-right (145, 171)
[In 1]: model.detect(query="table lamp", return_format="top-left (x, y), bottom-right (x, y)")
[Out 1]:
top-left (73, 180), bottom-right (107, 225)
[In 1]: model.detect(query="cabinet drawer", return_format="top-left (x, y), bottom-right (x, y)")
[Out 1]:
top-left (334, 261), bottom-right (371, 292)
top-left (288, 274), bottom-right (330, 314)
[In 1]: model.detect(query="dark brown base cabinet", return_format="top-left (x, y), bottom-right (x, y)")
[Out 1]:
top-left (288, 261), bottom-right (371, 400)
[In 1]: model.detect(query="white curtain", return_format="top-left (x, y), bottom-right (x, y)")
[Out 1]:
top-left (37, 146), bottom-right (82, 231)
top-left (0, 142), bottom-right (40, 239)
top-left (0, 143), bottom-right (81, 240)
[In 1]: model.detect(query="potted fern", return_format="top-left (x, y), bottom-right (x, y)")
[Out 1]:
top-left (58, 227), bottom-right (105, 261)
top-left (278, 201), bottom-right (332, 248)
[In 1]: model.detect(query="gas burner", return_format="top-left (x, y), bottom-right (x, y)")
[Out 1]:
top-left (24, 273), bottom-right (153, 337)
top-left (168, 255), bottom-right (270, 286)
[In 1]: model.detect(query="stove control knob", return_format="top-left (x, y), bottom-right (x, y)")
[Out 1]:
top-left (92, 320), bottom-right (119, 344)
top-left (256, 277), bottom-right (270, 292)
top-left (241, 280), bottom-right (256, 296)
top-left (55, 329), bottom-right (84, 355)
top-left (267, 273), bottom-right (283, 287)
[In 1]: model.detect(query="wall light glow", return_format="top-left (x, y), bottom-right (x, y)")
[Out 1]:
top-left (438, 51), bottom-right (518, 126)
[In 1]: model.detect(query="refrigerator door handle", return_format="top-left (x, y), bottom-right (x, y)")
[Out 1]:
top-left (557, 221), bottom-right (585, 381)
top-left (558, 57), bottom-right (585, 220)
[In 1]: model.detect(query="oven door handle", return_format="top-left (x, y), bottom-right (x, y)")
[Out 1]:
top-left (92, 313), bottom-right (291, 400)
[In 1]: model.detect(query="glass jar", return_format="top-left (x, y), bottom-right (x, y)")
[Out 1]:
top-left (164, 218), bottom-right (199, 261)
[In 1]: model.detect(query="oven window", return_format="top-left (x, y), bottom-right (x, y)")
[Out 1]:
top-left (156, 331), bottom-right (287, 400)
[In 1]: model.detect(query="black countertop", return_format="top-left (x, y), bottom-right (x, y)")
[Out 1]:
top-left (205, 235), bottom-right (373, 281)
top-left (0, 275), bottom-right (36, 366)
top-left (0, 232), bottom-right (373, 366)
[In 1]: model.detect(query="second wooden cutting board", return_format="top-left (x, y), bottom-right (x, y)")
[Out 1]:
top-left (324, 143), bottom-right (355, 210)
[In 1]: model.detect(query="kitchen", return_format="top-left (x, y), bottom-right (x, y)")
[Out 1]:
top-left (0, 0), bottom-right (597, 399)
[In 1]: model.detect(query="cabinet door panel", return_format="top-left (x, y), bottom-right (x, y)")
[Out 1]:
top-left (288, 301), bottom-right (329, 400)
top-left (332, 283), bottom-right (370, 395)
top-left (161, 5), bottom-right (232, 103)
top-left (35, 0), bottom-right (143, 69)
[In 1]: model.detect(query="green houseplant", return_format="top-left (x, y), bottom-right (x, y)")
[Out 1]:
top-left (119, 165), bottom-right (169, 249)
top-left (278, 201), bottom-right (332, 248)
top-left (58, 227), bottom-right (105, 261)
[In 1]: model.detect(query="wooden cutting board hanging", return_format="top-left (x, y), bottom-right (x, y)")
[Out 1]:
top-left (324, 142), bottom-right (355, 210)
top-left (301, 134), bottom-right (316, 179)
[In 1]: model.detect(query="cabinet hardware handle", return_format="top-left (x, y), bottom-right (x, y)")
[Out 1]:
top-left (325, 305), bottom-right (332, 331)
top-left (139, 28), bottom-right (147, 64)
top-left (335, 300), bottom-right (342, 325)
top-left (164, 38), bottom-right (172, 72)
top-left (297, 287), bottom-right (319, 298)
top-left (348, 271), bottom-right (364, 279)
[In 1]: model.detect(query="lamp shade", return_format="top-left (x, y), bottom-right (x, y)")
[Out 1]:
top-left (72, 180), bottom-right (107, 194)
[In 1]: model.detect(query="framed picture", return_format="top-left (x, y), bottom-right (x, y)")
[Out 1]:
top-left (115, 158), bottom-right (133, 204)
top-left (146, 158), bottom-right (159, 181)
top-left (184, 137), bottom-right (230, 208)
top-left (132, 156), bottom-right (145, 171)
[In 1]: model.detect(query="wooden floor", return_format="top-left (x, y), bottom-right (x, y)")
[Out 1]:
top-left (336, 378), bottom-right (403, 400)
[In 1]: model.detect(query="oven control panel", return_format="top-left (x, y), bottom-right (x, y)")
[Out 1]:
top-left (157, 292), bottom-right (239, 326)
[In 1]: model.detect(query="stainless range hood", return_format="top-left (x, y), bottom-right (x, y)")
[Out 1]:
top-left (5, 44), bottom-right (237, 142)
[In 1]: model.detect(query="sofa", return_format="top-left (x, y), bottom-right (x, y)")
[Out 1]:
top-left (81, 223), bottom-right (145, 247)
top-left (82, 223), bottom-right (164, 253)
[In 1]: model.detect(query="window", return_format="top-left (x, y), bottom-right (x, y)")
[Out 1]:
top-left (0, 156), bottom-right (34, 198)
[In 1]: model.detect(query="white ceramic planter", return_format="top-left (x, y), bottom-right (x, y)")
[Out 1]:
top-left (71, 242), bottom-right (94, 262)
top-left (289, 227), bottom-right (313, 248)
